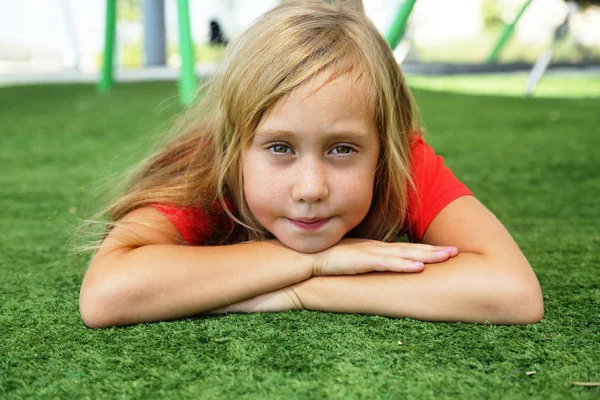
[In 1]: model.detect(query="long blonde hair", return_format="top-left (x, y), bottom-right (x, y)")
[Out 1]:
top-left (82, 0), bottom-right (421, 251)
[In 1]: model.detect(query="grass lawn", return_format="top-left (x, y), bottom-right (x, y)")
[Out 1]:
top-left (406, 72), bottom-right (600, 99)
top-left (1, 79), bottom-right (599, 399)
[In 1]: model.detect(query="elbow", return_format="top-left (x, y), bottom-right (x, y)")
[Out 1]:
top-left (79, 279), bottom-right (122, 329)
top-left (483, 275), bottom-right (544, 325)
top-left (507, 287), bottom-right (544, 325)
top-left (80, 304), bottom-right (111, 329)
top-left (79, 307), bottom-right (108, 329)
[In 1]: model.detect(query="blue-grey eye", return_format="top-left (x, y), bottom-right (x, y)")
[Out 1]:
top-left (271, 144), bottom-right (290, 153)
top-left (332, 145), bottom-right (353, 154)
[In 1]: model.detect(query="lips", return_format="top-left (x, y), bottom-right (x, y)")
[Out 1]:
top-left (289, 217), bottom-right (330, 231)
top-left (295, 218), bottom-right (326, 223)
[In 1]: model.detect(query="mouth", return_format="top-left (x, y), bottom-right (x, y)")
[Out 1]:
top-left (289, 217), bottom-right (330, 231)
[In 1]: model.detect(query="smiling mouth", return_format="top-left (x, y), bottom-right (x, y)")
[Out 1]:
top-left (289, 218), bottom-right (330, 231)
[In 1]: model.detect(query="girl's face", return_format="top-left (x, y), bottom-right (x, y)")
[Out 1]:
top-left (241, 73), bottom-right (380, 253)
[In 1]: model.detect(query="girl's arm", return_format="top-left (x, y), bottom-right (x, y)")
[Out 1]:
top-left (79, 207), bottom-right (314, 328)
top-left (80, 207), bottom-right (444, 327)
top-left (292, 196), bottom-right (544, 324)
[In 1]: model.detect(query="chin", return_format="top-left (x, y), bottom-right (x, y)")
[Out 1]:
top-left (279, 236), bottom-right (340, 254)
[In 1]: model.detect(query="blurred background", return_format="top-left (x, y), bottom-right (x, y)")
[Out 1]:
top-left (0, 0), bottom-right (598, 98)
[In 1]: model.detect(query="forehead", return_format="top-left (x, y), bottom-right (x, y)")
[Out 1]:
top-left (258, 72), bottom-right (374, 132)
top-left (250, 73), bottom-right (380, 151)
top-left (296, 71), bottom-right (369, 104)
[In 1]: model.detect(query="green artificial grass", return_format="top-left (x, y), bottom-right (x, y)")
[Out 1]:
top-left (406, 72), bottom-right (600, 99)
top-left (1, 80), bottom-right (599, 399)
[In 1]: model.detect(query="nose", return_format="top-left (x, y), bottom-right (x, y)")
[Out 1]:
top-left (291, 157), bottom-right (329, 204)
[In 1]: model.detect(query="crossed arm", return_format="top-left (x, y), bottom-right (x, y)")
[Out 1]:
top-left (80, 196), bottom-right (543, 327)
top-left (209, 196), bottom-right (544, 324)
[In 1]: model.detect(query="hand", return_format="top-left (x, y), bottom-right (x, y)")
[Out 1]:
top-left (310, 238), bottom-right (458, 276)
top-left (207, 286), bottom-right (303, 315)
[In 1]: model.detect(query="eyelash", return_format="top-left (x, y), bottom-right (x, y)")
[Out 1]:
top-left (267, 143), bottom-right (356, 155)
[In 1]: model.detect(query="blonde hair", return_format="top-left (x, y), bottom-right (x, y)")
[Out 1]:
top-left (79, 0), bottom-right (421, 253)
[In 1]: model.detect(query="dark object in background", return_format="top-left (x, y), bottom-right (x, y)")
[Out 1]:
top-left (569, 0), bottom-right (600, 7)
top-left (210, 19), bottom-right (228, 46)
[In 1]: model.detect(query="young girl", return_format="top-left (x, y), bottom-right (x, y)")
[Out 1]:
top-left (79, 0), bottom-right (544, 328)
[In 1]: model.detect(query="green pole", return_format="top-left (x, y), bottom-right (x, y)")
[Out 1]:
top-left (385, 0), bottom-right (417, 51)
top-left (98, 0), bottom-right (116, 93)
top-left (177, 0), bottom-right (197, 105)
top-left (487, 0), bottom-right (533, 63)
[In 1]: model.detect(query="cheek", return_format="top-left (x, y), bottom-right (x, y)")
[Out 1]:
top-left (335, 168), bottom-right (375, 216)
top-left (349, 177), bottom-right (375, 212)
top-left (242, 157), bottom-right (286, 216)
top-left (245, 175), bottom-right (282, 204)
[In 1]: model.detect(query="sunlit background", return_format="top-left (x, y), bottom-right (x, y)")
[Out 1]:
top-left (1, 0), bottom-right (599, 97)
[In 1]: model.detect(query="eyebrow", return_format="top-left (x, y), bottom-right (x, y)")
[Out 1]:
top-left (254, 129), bottom-right (370, 141)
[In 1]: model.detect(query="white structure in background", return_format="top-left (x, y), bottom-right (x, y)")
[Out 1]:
top-left (0, 0), bottom-right (281, 74)
top-left (0, 0), bottom-right (105, 73)
top-left (0, 0), bottom-right (598, 75)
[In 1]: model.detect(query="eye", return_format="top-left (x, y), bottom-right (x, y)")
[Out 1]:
top-left (331, 145), bottom-right (355, 155)
top-left (269, 144), bottom-right (292, 154)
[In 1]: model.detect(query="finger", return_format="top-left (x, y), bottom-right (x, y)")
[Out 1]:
top-left (403, 244), bottom-right (458, 256)
top-left (368, 255), bottom-right (425, 273)
top-left (373, 241), bottom-right (458, 255)
top-left (368, 247), bottom-right (456, 263)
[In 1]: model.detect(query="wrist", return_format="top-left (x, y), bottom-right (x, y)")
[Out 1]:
top-left (286, 284), bottom-right (306, 310)
top-left (269, 239), bottom-right (316, 279)
top-left (300, 246), bottom-right (328, 277)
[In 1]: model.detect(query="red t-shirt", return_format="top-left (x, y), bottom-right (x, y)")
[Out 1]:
top-left (153, 135), bottom-right (473, 244)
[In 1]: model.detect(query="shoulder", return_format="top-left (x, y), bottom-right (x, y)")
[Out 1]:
top-left (153, 201), bottom-right (236, 245)
top-left (405, 134), bottom-right (474, 242)
top-left (153, 203), bottom-right (211, 244)
top-left (92, 206), bottom-right (183, 265)
top-left (408, 134), bottom-right (445, 170)
top-left (407, 134), bottom-right (457, 184)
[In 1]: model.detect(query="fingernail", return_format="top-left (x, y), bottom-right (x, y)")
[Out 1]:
top-left (437, 250), bottom-right (449, 255)
top-left (412, 262), bottom-right (424, 268)
top-left (445, 247), bottom-right (456, 253)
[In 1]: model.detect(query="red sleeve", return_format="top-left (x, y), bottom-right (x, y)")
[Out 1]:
top-left (406, 135), bottom-right (474, 242)
top-left (153, 200), bottom-right (236, 245)
top-left (152, 204), bottom-right (211, 245)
